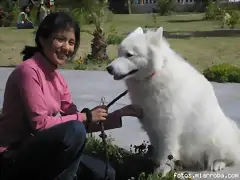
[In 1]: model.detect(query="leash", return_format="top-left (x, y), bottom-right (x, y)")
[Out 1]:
top-left (82, 90), bottom-right (128, 180)
top-left (99, 90), bottom-right (128, 180)
top-left (106, 90), bottom-right (128, 108)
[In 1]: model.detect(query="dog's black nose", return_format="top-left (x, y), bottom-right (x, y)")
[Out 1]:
top-left (106, 66), bottom-right (114, 74)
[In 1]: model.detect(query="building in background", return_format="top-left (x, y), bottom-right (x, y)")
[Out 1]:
top-left (131, 0), bottom-right (239, 13)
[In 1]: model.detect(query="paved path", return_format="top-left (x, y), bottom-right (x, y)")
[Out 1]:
top-left (0, 68), bottom-right (240, 179)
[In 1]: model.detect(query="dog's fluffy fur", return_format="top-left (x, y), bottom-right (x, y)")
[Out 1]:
top-left (106, 27), bottom-right (240, 175)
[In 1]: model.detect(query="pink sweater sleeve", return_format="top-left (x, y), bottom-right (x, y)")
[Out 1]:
top-left (60, 78), bottom-right (79, 115)
top-left (17, 66), bottom-right (84, 131)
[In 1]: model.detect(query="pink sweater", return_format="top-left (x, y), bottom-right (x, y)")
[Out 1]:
top-left (0, 52), bottom-right (84, 153)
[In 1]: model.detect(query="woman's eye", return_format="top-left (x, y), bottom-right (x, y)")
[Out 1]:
top-left (55, 37), bottom-right (64, 42)
top-left (126, 52), bottom-right (133, 57)
top-left (69, 41), bottom-right (75, 46)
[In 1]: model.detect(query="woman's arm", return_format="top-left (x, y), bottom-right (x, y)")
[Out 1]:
top-left (59, 81), bottom-right (79, 116)
top-left (17, 66), bottom-right (86, 131)
top-left (109, 104), bottom-right (143, 119)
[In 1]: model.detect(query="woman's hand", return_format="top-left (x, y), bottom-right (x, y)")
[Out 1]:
top-left (91, 105), bottom-right (108, 122)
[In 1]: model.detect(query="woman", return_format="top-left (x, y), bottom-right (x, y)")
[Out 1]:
top-left (0, 12), bottom-right (142, 180)
top-left (16, 5), bottom-right (34, 29)
top-left (37, 0), bottom-right (50, 24)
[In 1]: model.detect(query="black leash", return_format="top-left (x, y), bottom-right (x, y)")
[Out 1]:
top-left (106, 90), bottom-right (128, 108)
top-left (100, 90), bottom-right (128, 180)
top-left (82, 90), bottom-right (128, 180)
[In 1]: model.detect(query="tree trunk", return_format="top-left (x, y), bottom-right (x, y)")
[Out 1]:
top-left (91, 29), bottom-right (108, 61)
top-left (216, 0), bottom-right (220, 8)
top-left (127, 0), bottom-right (131, 14)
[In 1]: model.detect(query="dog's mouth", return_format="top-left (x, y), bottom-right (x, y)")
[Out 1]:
top-left (114, 69), bottom-right (138, 80)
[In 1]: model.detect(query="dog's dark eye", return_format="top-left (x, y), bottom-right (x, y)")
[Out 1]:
top-left (126, 52), bottom-right (133, 58)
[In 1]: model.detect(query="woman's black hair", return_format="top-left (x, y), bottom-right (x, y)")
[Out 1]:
top-left (21, 11), bottom-right (80, 61)
top-left (21, 5), bottom-right (29, 13)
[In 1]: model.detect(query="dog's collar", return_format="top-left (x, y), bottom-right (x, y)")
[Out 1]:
top-left (145, 72), bottom-right (156, 80)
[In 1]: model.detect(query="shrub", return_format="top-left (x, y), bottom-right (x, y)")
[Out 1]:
top-left (0, 0), bottom-right (20, 27)
top-left (204, 1), bottom-right (240, 28)
top-left (73, 54), bottom-right (113, 71)
top-left (203, 63), bottom-right (240, 83)
top-left (0, 11), bottom-right (14, 27)
top-left (84, 135), bottom-right (177, 180)
top-left (84, 135), bottom-right (128, 164)
top-left (220, 10), bottom-right (231, 28)
top-left (226, 10), bottom-right (240, 28)
top-left (204, 1), bottom-right (223, 20)
top-left (219, 8), bottom-right (240, 28)
top-left (156, 0), bottom-right (173, 16)
top-left (73, 56), bottom-right (88, 70)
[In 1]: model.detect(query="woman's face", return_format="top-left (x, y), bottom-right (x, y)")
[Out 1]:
top-left (40, 28), bottom-right (76, 67)
top-left (25, 6), bottom-right (30, 13)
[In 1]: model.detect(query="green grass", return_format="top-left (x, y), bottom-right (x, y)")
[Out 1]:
top-left (0, 13), bottom-right (240, 72)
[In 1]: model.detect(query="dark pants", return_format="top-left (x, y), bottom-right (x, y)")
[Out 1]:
top-left (0, 120), bottom-right (87, 180)
top-left (16, 21), bottom-right (34, 29)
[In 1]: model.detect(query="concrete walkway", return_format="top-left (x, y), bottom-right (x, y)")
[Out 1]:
top-left (0, 68), bottom-right (240, 179)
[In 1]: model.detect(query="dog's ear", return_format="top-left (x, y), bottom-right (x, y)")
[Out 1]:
top-left (156, 27), bottom-right (163, 42)
top-left (150, 27), bottom-right (164, 46)
top-left (128, 27), bottom-right (143, 37)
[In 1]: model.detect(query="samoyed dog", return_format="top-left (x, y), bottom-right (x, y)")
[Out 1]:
top-left (106, 26), bottom-right (240, 175)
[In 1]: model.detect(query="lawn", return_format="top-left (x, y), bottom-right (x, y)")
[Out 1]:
top-left (0, 13), bottom-right (240, 72)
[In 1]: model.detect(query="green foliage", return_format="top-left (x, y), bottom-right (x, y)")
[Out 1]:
top-left (73, 56), bottom-right (88, 70)
top-left (137, 172), bottom-right (177, 180)
top-left (0, 0), bottom-right (39, 27)
top-left (106, 24), bottom-right (124, 45)
top-left (75, 0), bottom-right (110, 31)
top-left (152, 13), bottom-right (157, 26)
top-left (72, 0), bottom-right (113, 62)
top-left (156, 0), bottom-right (173, 16)
top-left (203, 63), bottom-right (240, 83)
top-left (0, 0), bottom-right (20, 27)
top-left (71, 8), bottom-right (94, 26)
top-left (84, 135), bottom-right (129, 164)
top-left (0, 0), bottom-right (17, 12)
top-left (84, 135), bottom-right (178, 180)
top-left (31, 6), bottom-right (40, 26)
top-left (225, 10), bottom-right (240, 28)
top-left (73, 54), bottom-right (113, 70)
top-left (220, 9), bottom-right (240, 29)
top-left (204, 1), bottom-right (223, 20)
top-left (204, 1), bottom-right (240, 28)
top-left (76, 0), bottom-right (107, 13)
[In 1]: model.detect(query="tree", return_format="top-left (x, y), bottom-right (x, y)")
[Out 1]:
top-left (127, 0), bottom-right (131, 14)
top-left (75, 0), bottom-right (109, 61)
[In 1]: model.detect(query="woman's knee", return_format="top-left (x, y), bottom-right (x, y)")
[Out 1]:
top-left (36, 120), bottom-right (87, 152)
top-left (61, 120), bottom-right (87, 148)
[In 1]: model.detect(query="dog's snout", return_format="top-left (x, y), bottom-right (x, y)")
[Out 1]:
top-left (106, 66), bottom-right (114, 74)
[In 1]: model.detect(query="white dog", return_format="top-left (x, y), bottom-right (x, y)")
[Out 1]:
top-left (106, 27), bottom-right (240, 176)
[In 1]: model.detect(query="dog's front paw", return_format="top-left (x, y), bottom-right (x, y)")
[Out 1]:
top-left (156, 163), bottom-right (173, 177)
top-left (211, 160), bottom-right (226, 171)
